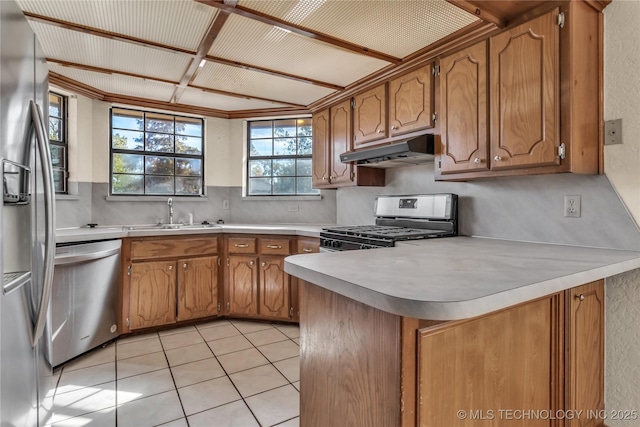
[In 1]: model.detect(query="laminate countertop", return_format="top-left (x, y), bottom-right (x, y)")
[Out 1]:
top-left (56, 223), bottom-right (328, 244)
top-left (284, 236), bottom-right (640, 321)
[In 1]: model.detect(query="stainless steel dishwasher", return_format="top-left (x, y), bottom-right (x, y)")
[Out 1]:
top-left (50, 239), bottom-right (121, 366)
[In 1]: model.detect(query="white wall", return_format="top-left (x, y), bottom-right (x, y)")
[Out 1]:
top-left (603, 2), bottom-right (640, 423)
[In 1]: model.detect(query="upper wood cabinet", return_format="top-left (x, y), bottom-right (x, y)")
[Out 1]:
top-left (353, 84), bottom-right (387, 148)
top-left (438, 41), bottom-right (489, 174)
top-left (312, 108), bottom-right (330, 187)
top-left (330, 100), bottom-right (354, 187)
top-left (389, 65), bottom-right (434, 136)
top-left (489, 10), bottom-right (559, 170)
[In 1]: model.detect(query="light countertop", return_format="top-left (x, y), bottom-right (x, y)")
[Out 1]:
top-left (56, 223), bottom-right (328, 243)
top-left (284, 236), bottom-right (640, 321)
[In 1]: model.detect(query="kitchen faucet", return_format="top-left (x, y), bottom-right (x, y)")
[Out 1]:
top-left (167, 197), bottom-right (173, 224)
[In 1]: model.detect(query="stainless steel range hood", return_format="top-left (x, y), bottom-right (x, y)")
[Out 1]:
top-left (339, 134), bottom-right (435, 168)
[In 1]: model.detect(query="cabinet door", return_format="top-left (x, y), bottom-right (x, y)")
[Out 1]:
top-left (566, 281), bottom-right (604, 427)
top-left (330, 99), bottom-right (354, 186)
top-left (388, 65), bottom-right (434, 136)
top-left (312, 109), bottom-right (330, 188)
top-left (129, 261), bottom-right (176, 330)
top-left (439, 41), bottom-right (489, 174)
top-left (353, 85), bottom-right (387, 148)
top-left (177, 256), bottom-right (219, 322)
top-left (228, 256), bottom-right (258, 316)
top-left (490, 10), bottom-right (559, 170)
top-left (259, 256), bottom-right (290, 320)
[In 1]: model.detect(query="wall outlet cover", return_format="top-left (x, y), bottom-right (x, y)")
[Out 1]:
top-left (222, 199), bottom-right (229, 209)
top-left (564, 195), bottom-right (581, 218)
top-left (605, 119), bottom-right (623, 145)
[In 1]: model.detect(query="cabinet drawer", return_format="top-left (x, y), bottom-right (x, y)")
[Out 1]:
top-left (297, 238), bottom-right (320, 254)
top-left (228, 237), bottom-right (257, 254)
top-left (131, 237), bottom-right (218, 260)
top-left (260, 238), bottom-right (292, 255)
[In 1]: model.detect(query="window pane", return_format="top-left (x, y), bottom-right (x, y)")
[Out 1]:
top-left (273, 177), bottom-right (296, 194)
top-left (49, 94), bottom-right (62, 118)
top-left (175, 158), bottom-right (201, 176)
top-left (297, 118), bottom-right (312, 136)
top-left (274, 138), bottom-right (296, 156)
top-left (145, 176), bottom-right (174, 194)
top-left (113, 153), bottom-right (143, 174)
top-left (249, 160), bottom-right (271, 177)
top-left (50, 145), bottom-right (65, 168)
top-left (273, 159), bottom-right (295, 176)
top-left (176, 177), bottom-right (202, 195)
top-left (296, 159), bottom-right (312, 176)
top-left (274, 119), bottom-right (296, 138)
top-left (250, 139), bottom-right (272, 156)
top-left (145, 156), bottom-right (174, 175)
top-left (298, 137), bottom-right (312, 155)
top-left (297, 177), bottom-right (318, 194)
top-left (175, 136), bottom-right (202, 155)
top-left (112, 130), bottom-right (144, 150)
top-left (175, 117), bottom-right (202, 137)
top-left (146, 112), bottom-right (174, 133)
top-left (249, 178), bottom-right (272, 195)
top-left (112, 109), bottom-right (143, 131)
top-left (49, 117), bottom-right (62, 142)
top-left (112, 174), bottom-right (144, 194)
top-left (145, 133), bottom-right (173, 153)
top-left (250, 121), bottom-right (272, 139)
top-left (53, 170), bottom-right (65, 193)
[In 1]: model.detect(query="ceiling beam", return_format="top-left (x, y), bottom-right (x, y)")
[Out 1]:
top-left (195, 0), bottom-right (401, 64)
top-left (447, 1), bottom-right (507, 28)
top-left (23, 12), bottom-right (195, 57)
top-left (47, 59), bottom-right (178, 85)
top-left (189, 84), bottom-right (305, 108)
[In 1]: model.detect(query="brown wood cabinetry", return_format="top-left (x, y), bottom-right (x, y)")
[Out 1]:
top-left (122, 236), bottom-right (221, 332)
top-left (329, 100), bottom-right (354, 187)
top-left (290, 237), bottom-right (320, 321)
top-left (312, 108), bottom-right (330, 187)
top-left (227, 255), bottom-right (259, 316)
top-left (129, 260), bottom-right (177, 330)
top-left (353, 84), bottom-right (387, 148)
top-left (389, 65), bottom-right (434, 136)
top-left (259, 257), bottom-right (290, 319)
top-left (299, 279), bottom-right (605, 427)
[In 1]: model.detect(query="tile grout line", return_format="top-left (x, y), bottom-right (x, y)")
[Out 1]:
top-left (157, 331), bottom-right (192, 427)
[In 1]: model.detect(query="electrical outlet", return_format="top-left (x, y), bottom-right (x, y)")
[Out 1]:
top-left (605, 119), bottom-right (623, 145)
top-left (222, 199), bottom-right (229, 210)
top-left (288, 204), bottom-right (299, 212)
top-left (564, 195), bottom-right (581, 218)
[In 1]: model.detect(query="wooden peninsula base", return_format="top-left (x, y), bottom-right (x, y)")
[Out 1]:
top-left (299, 280), bottom-right (604, 427)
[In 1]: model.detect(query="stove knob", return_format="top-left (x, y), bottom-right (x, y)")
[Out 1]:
top-left (334, 241), bottom-right (342, 248)
top-left (360, 244), bottom-right (366, 250)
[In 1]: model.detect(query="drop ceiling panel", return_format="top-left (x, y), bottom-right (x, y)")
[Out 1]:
top-left (180, 87), bottom-right (290, 111)
top-left (192, 62), bottom-right (335, 106)
top-left (239, 0), bottom-right (480, 58)
top-left (209, 14), bottom-right (390, 87)
top-left (49, 63), bottom-right (176, 102)
top-left (31, 22), bottom-right (190, 83)
top-left (18, 0), bottom-right (215, 51)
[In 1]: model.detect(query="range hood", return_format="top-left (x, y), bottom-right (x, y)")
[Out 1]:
top-left (339, 134), bottom-right (435, 168)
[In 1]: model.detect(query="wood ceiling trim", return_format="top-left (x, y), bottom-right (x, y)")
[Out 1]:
top-left (228, 107), bottom-right (311, 119)
top-left (204, 55), bottom-right (343, 91)
top-left (103, 93), bottom-right (229, 118)
top-left (195, 0), bottom-right (401, 65)
top-left (23, 12), bottom-right (196, 57)
top-left (189, 84), bottom-right (305, 108)
top-left (49, 72), bottom-right (106, 100)
top-left (48, 59), bottom-right (179, 85)
top-left (447, 1), bottom-right (507, 28)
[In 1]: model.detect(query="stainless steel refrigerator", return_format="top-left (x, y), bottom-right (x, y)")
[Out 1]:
top-left (1, 0), bottom-right (56, 425)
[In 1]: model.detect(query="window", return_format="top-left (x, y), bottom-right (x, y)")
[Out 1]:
top-left (110, 108), bottom-right (204, 196)
top-left (48, 92), bottom-right (67, 193)
top-left (247, 118), bottom-right (318, 196)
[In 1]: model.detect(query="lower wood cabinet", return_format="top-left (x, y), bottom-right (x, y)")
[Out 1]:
top-left (227, 255), bottom-right (259, 316)
top-left (177, 256), bottom-right (219, 322)
top-left (129, 260), bottom-right (177, 330)
top-left (299, 279), bottom-right (605, 427)
top-left (259, 257), bottom-right (290, 319)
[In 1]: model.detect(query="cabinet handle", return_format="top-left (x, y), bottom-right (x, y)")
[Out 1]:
top-left (250, 261), bottom-right (254, 266)
top-left (474, 158), bottom-right (481, 164)
top-left (322, 176), bottom-right (327, 181)
top-left (267, 245), bottom-right (282, 249)
top-left (261, 262), bottom-right (266, 267)
top-left (576, 294), bottom-right (585, 301)
top-left (226, 302), bottom-right (230, 311)
top-left (494, 156), bottom-right (502, 161)
top-left (183, 263), bottom-right (187, 269)
top-left (234, 243), bottom-right (249, 248)
top-left (302, 248), bottom-right (313, 253)
top-left (377, 129), bottom-right (383, 133)
top-left (391, 125), bottom-right (397, 130)
top-left (168, 265), bottom-right (173, 270)
top-left (330, 176), bottom-right (335, 180)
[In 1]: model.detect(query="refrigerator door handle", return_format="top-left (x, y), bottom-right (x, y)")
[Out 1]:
top-left (30, 100), bottom-right (56, 347)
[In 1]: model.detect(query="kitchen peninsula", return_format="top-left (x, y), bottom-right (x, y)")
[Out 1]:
top-left (285, 237), bottom-right (640, 427)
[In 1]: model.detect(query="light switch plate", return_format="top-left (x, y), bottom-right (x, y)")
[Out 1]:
top-left (605, 119), bottom-right (623, 145)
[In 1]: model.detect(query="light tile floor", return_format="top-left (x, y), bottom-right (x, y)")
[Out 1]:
top-left (47, 319), bottom-right (301, 427)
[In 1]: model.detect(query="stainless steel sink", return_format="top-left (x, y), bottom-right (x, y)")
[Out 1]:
top-left (123, 223), bottom-right (219, 231)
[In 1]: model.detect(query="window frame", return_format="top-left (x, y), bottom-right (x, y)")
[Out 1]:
top-left (246, 118), bottom-right (317, 197)
top-left (109, 107), bottom-right (205, 197)
top-left (48, 92), bottom-right (68, 194)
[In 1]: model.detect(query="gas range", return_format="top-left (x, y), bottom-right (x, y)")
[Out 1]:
top-left (321, 194), bottom-right (458, 251)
